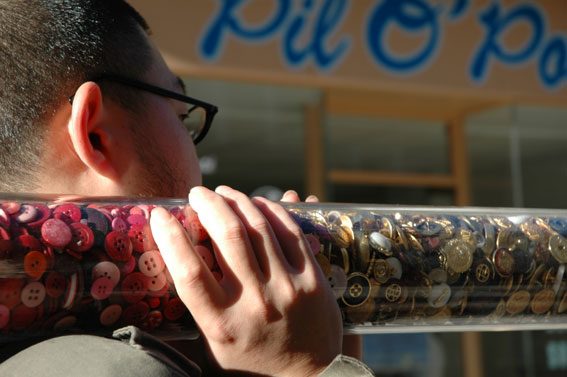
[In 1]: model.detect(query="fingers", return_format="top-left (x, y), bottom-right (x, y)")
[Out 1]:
top-left (214, 186), bottom-right (291, 278)
top-left (252, 196), bottom-right (316, 274)
top-left (280, 190), bottom-right (319, 203)
top-left (150, 207), bottom-right (225, 318)
top-left (281, 190), bottom-right (301, 203)
top-left (189, 186), bottom-right (264, 283)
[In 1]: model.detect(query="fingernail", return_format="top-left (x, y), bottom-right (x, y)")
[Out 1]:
top-left (306, 195), bottom-right (319, 202)
top-left (214, 185), bottom-right (231, 194)
top-left (283, 190), bottom-right (298, 198)
top-left (151, 207), bottom-right (171, 224)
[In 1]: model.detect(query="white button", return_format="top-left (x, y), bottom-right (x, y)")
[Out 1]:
top-left (328, 265), bottom-right (347, 299)
top-left (92, 261), bottom-right (121, 288)
top-left (147, 272), bottom-right (167, 292)
top-left (138, 251), bottom-right (165, 277)
top-left (386, 257), bottom-right (403, 280)
top-left (21, 281), bottom-right (46, 308)
top-left (428, 283), bottom-right (451, 308)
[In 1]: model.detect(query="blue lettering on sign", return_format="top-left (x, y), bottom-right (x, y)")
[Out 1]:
top-left (198, 1), bottom-right (566, 90)
top-left (283, 0), bottom-right (350, 70)
top-left (449, 0), bottom-right (470, 20)
top-left (538, 35), bottom-right (567, 88)
top-left (200, 0), bottom-right (290, 61)
top-left (366, 0), bottom-right (441, 73)
top-left (200, 0), bottom-right (350, 70)
top-left (470, 2), bottom-right (544, 83)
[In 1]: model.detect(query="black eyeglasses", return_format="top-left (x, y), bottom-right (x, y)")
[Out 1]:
top-left (69, 74), bottom-right (218, 145)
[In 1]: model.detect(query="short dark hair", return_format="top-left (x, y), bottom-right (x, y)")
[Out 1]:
top-left (0, 0), bottom-right (152, 191)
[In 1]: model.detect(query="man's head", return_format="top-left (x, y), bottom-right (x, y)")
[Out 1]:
top-left (0, 0), bottom-right (202, 196)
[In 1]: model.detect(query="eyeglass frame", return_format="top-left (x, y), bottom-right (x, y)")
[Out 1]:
top-left (68, 74), bottom-right (218, 145)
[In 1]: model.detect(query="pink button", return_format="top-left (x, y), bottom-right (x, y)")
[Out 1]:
top-left (0, 304), bottom-right (10, 329)
top-left (111, 217), bottom-right (127, 233)
top-left (195, 245), bottom-right (215, 270)
top-left (41, 218), bottom-right (72, 248)
top-left (91, 277), bottom-right (114, 300)
top-left (138, 250), bottom-right (165, 277)
top-left (127, 214), bottom-right (147, 226)
top-left (92, 261), bottom-right (121, 288)
top-left (147, 272), bottom-right (167, 292)
top-left (21, 281), bottom-right (46, 308)
top-left (100, 304), bottom-right (123, 326)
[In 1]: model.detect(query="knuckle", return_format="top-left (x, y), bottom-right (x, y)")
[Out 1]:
top-left (221, 222), bottom-right (248, 242)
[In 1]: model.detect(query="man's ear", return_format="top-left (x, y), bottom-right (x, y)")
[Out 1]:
top-left (68, 81), bottom-right (118, 179)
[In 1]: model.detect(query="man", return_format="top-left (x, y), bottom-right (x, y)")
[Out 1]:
top-left (0, 1), bottom-right (373, 375)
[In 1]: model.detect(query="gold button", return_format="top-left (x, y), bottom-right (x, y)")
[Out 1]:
top-left (442, 239), bottom-right (473, 273)
top-left (548, 234), bottom-right (567, 263)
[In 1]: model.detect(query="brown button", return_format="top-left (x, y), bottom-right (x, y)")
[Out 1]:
top-left (342, 273), bottom-right (372, 307)
top-left (506, 290), bottom-right (530, 315)
top-left (493, 248), bottom-right (515, 277)
top-left (530, 288), bottom-right (555, 314)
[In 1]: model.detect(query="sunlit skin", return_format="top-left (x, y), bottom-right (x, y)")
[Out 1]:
top-left (33, 27), bottom-right (360, 375)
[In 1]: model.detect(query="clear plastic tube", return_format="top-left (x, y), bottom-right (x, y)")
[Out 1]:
top-left (0, 194), bottom-right (566, 341)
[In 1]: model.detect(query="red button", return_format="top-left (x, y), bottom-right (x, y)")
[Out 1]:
top-left (53, 204), bottom-right (82, 222)
top-left (1, 201), bottom-right (21, 215)
top-left (128, 225), bottom-right (157, 253)
top-left (0, 207), bottom-right (10, 229)
top-left (100, 304), bottom-right (122, 326)
top-left (41, 218), bottom-right (72, 248)
top-left (23, 250), bottom-right (47, 278)
top-left (15, 235), bottom-right (43, 258)
top-left (0, 239), bottom-right (14, 259)
top-left (121, 272), bottom-right (148, 304)
top-left (91, 277), bottom-right (114, 300)
top-left (105, 230), bottom-right (133, 262)
top-left (147, 297), bottom-right (161, 309)
top-left (68, 222), bottom-right (94, 252)
top-left (121, 301), bottom-right (150, 326)
top-left (0, 278), bottom-right (25, 309)
top-left (0, 226), bottom-right (10, 241)
top-left (45, 271), bottom-right (66, 298)
top-left (27, 204), bottom-right (51, 229)
top-left (11, 304), bottom-right (37, 330)
top-left (120, 255), bottom-right (136, 277)
top-left (164, 297), bottom-right (186, 321)
top-left (0, 304), bottom-right (10, 329)
top-left (141, 310), bottom-right (163, 330)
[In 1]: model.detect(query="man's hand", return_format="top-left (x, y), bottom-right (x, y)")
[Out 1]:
top-left (280, 190), bottom-right (363, 361)
top-left (150, 186), bottom-right (342, 376)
